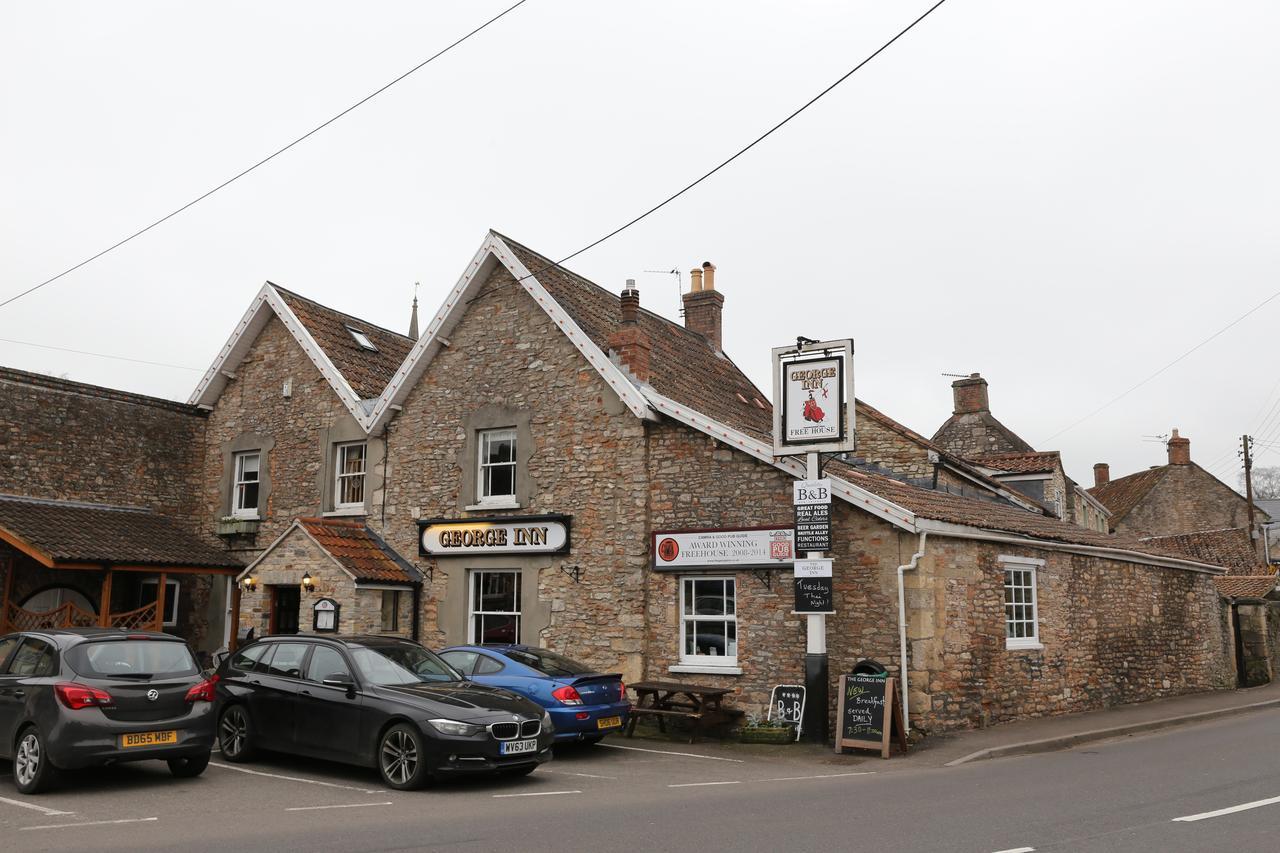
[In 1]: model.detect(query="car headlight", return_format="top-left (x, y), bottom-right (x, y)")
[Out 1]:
top-left (428, 718), bottom-right (484, 737)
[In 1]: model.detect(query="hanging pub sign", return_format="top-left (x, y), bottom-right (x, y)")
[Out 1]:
top-left (771, 339), bottom-right (856, 456)
top-left (652, 527), bottom-right (794, 570)
top-left (418, 515), bottom-right (570, 556)
top-left (793, 478), bottom-right (832, 553)
top-left (793, 558), bottom-right (834, 614)
top-left (312, 598), bottom-right (340, 633)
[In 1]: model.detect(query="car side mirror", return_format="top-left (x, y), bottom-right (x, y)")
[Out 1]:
top-left (322, 673), bottom-right (356, 692)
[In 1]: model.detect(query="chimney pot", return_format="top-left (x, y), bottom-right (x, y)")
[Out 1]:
top-left (1093, 462), bottom-right (1110, 488)
top-left (683, 261), bottom-right (724, 350)
top-left (689, 267), bottom-right (703, 292)
top-left (702, 261), bottom-right (716, 291)
top-left (619, 280), bottom-right (640, 325)
top-left (1167, 428), bottom-right (1191, 465)
top-left (951, 373), bottom-right (990, 415)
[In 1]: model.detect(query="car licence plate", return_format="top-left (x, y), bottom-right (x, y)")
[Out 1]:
top-left (596, 715), bottom-right (622, 730)
top-left (500, 739), bottom-right (537, 755)
top-left (120, 730), bottom-right (178, 749)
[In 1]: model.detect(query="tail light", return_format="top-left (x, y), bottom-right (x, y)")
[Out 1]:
top-left (618, 680), bottom-right (626, 700)
top-left (55, 682), bottom-right (114, 710)
top-left (185, 674), bottom-right (219, 703)
top-left (551, 684), bottom-right (583, 706)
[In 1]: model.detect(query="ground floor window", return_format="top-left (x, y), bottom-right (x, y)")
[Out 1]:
top-left (381, 590), bottom-right (402, 632)
top-left (679, 576), bottom-right (737, 665)
top-left (1001, 556), bottom-right (1043, 649)
top-left (470, 570), bottom-right (520, 644)
top-left (139, 578), bottom-right (180, 627)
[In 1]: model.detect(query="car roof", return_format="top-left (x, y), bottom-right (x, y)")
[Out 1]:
top-left (7, 628), bottom-right (182, 647)
top-left (252, 634), bottom-right (423, 648)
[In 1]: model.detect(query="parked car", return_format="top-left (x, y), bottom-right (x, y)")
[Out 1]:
top-left (213, 635), bottom-right (553, 790)
top-left (439, 644), bottom-right (629, 744)
top-left (0, 628), bottom-right (216, 794)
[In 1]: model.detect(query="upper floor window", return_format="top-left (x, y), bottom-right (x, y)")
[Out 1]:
top-left (478, 428), bottom-right (517, 504)
top-left (232, 451), bottom-right (261, 519)
top-left (335, 442), bottom-right (367, 509)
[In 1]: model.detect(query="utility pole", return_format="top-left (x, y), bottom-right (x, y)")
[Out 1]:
top-left (1242, 434), bottom-right (1258, 556)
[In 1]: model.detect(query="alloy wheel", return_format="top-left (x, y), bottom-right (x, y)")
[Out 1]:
top-left (380, 730), bottom-right (418, 786)
top-left (15, 733), bottom-right (40, 787)
top-left (220, 707), bottom-right (247, 756)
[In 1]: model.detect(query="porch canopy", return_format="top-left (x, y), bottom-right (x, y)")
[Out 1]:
top-left (0, 494), bottom-right (240, 633)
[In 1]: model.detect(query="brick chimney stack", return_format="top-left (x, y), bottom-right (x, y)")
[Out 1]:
top-left (951, 373), bottom-right (990, 415)
top-left (1094, 462), bottom-right (1110, 488)
top-left (609, 279), bottom-right (650, 383)
top-left (1167, 428), bottom-right (1191, 465)
top-left (682, 261), bottom-right (724, 351)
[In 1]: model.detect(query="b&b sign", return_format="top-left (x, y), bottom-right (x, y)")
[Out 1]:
top-left (768, 684), bottom-right (805, 741)
top-left (793, 479), bottom-right (832, 553)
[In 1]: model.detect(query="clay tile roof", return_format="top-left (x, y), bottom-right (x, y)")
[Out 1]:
top-left (297, 518), bottom-right (419, 584)
top-left (971, 451), bottom-right (1062, 474)
top-left (1214, 574), bottom-right (1278, 599)
top-left (1141, 528), bottom-right (1266, 573)
top-left (0, 495), bottom-right (240, 569)
top-left (1087, 466), bottom-right (1169, 523)
top-left (272, 285), bottom-right (415, 400)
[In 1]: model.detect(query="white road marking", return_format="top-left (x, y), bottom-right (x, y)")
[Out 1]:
top-left (21, 817), bottom-right (158, 831)
top-left (1172, 794), bottom-right (1280, 822)
top-left (599, 743), bottom-right (745, 763)
top-left (541, 769), bottom-right (619, 780)
top-left (209, 761), bottom-right (383, 794)
top-left (0, 794), bottom-right (74, 816)
top-left (492, 790), bottom-right (582, 798)
top-left (668, 781), bottom-right (741, 788)
top-left (758, 772), bottom-right (875, 782)
top-left (285, 802), bottom-right (393, 812)
top-left (990, 847), bottom-right (1035, 853)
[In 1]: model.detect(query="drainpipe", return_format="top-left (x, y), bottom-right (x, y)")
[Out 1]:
top-left (896, 531), bottom-right (928, 734)
top-left (411, 581), bottom-right (422, 643)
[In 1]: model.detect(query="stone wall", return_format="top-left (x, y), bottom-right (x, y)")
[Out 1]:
top-left (1233, 599), bottom-right (1280, 687)
top-left (1117, 464), bottom-right (1261, 537)
top-left (853, 408), bottom-right (935, 479)
top-left (0, 367), bottom-right (206, 523)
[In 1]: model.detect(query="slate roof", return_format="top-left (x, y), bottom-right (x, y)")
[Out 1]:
top-left (273, 285), bottom-right (416, 400)
top-left (297, 518), bottom-right (419, 584)
top-left (1214, 574), bottom-right (1278, 599)
top-left (1140, 528), bottom-right (1265, 573)
top-left (0, 495), bottom-right (239, 569)
top-left (971, 451), bottom-right (1062, 475)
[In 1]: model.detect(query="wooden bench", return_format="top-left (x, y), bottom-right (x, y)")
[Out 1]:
top-left (625, 681), bottom-right (742, 743)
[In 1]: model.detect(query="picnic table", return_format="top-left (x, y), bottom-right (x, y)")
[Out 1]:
top-left (624, 680), bottom-right (744, 743)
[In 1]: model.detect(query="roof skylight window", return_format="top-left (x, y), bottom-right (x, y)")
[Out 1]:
top-left (346, 326), bottom-right (378, 351)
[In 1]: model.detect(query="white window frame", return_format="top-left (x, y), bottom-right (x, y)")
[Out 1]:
top-left (468, 569), bottom-right (521, 645)
top-left (678, 576), bottom-right (738, 668)
top-left (139, 578), bottom-right (180, 628)
top-left (334, 441), bottom-right (367, 510)
top-left (476, 428), bottom-right (518, 506)
top-left (232, 451), bottom-right (261, 519)
top-left (1001, 555), bottom-right (1044, 650)
top-left (380, 590), bottom-right (401, 633)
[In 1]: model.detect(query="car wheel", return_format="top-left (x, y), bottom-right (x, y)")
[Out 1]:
top-left (13, 726), bottom-right (59, 794)
top-left (168, 753), bottom-right (210, 778)
top-left (218, 705), bottom-right (256, 762)
top-left (378, 724), bottom-right (429, 790)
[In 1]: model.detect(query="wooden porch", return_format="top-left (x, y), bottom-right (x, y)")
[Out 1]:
top-left (0, 564), bottom-right (191, 634)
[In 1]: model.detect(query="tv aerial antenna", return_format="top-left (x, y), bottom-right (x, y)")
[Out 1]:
top-left (644, 268), bottom-right (683, 317)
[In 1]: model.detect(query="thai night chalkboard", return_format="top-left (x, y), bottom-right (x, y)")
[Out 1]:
top-left (793, 576), bottom-right (833, 613)
top-left (835, 674), bottom-right (908, 758)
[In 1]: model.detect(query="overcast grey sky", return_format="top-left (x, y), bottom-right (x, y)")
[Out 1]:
top-left (2, 2), bottom-right (1275, 490)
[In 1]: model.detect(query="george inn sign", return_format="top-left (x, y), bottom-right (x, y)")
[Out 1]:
top-left (418, 515), bottom-right (571, 556)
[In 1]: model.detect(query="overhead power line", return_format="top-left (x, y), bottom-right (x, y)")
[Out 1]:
top-left (1041, 286), bottom-right (1280, 443)
top-left (0, 0), bottom-right (530, 311)
top-left (0, 337), bottom-right (202, 371)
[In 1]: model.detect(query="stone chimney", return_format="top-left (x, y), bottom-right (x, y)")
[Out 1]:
top-left (1094, 462), bottom-right (1110, 488)
top-left (1167, 429), bottom-right (1191, 465)
top-left (682, 261), bottom-right (724, 351)
top-left (951, 373), bottom-right (990, 415)
top-left (609, 279), bottom-right (650, 382)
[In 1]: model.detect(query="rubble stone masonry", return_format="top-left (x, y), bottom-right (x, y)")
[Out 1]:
top-left (1114, 464), bottom-right (1261, 538)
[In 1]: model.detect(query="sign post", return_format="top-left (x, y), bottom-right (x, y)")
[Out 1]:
top-left (772, 338), bottom-right (855, 746)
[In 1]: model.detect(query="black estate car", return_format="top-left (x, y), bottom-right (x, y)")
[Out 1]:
top-left (213, 635), bottom-right (554, 789)
top-left (0, 628), bottom-right (216, 794)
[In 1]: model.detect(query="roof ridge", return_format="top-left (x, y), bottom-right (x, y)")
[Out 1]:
top-left (1142, 526), bottom-right (1249, 540)
top-left (269, 282), bottom-right (414, 343)
top-left (0, 493), bottom-right (152, 514)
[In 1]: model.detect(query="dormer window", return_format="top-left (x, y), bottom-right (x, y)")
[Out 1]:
top-left (346, 326), bottom-right (378, 351)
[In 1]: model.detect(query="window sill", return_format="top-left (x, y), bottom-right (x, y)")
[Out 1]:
top-left (1005, 641), bottom-right (1044, 652)
top-left (465, 499), bottom-right (521, 512)
top-left (668, 664), bottom-right (742, 676)
top-left (324, 507), bottom-right (367, 517)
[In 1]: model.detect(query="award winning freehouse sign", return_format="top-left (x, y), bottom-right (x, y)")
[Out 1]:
top-left (418, 515), bottom-right (570, 556)
top-left (771, 339), bottom-right (856, 456)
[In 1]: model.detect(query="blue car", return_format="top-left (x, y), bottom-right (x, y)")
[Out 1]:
top-left (439, 645), bottom-right (629, 744)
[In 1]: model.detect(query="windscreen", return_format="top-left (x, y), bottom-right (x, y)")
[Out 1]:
top-left (350, 643), bottom-right (461, 685)
top-left (504, 647), bottom-right (594, 677)
top-left (67, 639), bottom-right (199, 679)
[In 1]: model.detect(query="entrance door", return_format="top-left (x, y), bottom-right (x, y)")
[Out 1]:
top-left (271, 586), bottom-right (301, 635)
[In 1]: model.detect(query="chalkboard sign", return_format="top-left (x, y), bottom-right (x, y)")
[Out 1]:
top-left (768, 684), bottom-right (805, 741)
top-left (794, 576), bottom-right (833, 613)
top-left (835, 674), bottom-right (908, 758)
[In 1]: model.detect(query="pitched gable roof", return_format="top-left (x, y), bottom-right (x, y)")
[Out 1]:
top-left (1141, 527), bottom-right (1264, 574)
top-left (1088, 466), bottom-right (1169, 523)
top-left (932, 410), bottom-right (1035, 455)
top-left (239, 518), bottom-right (420, 585)
top-left (971, 451), bottom-right (1062, 475)
top-left (272, 287), bottom-right (414, 400)
top-left (1214, 575), bottom-right (1277, 599)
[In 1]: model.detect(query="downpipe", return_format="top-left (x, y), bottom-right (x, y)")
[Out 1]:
top-left (896, 531), bottom-right (927, 735)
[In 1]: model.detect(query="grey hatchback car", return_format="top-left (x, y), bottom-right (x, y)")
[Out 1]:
top-left (0, 628), bottom-right (217, 794)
